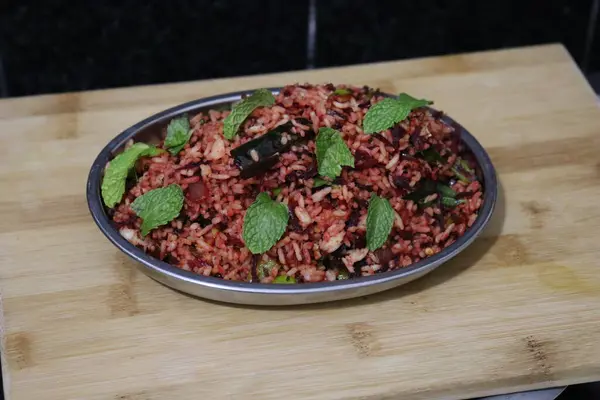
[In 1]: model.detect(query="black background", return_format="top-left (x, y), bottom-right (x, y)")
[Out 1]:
top-left (1, 0), bottom-right (599, 98)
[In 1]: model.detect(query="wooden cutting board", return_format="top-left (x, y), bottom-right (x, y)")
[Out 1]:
top-left (2, 44), bottom-right (600, 400)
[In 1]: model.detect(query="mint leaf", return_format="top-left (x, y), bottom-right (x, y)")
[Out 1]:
top-left (313, 177), bottom-right (330, 188)
top-left (363, 93), bottom-right (433, 134)
top-left (101, 143), bottom-right (165, 208)
top-left (396, 93), bottom-right (433, 109)
top-left (332, 88), bottom-right (352, 96)
top-left (363, 98), bottom-right (409, 134)
top-left (366, 193), bottom-right (394, 251)
top-left (273, 275), bottom-right (296, 284)
top-left (164, 115), bottom-right (191, 155)
top-left (130, 184), bottom-right (184, 236)
top-left (315, 127), bottom-right (355, 179)
top-left (223, 89), bottom-right (275, 140)
top-left (242, 192), bottom-right (289, 254)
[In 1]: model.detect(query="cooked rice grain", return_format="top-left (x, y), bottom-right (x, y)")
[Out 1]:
top-left (112, 84), bottom-right (483, 283)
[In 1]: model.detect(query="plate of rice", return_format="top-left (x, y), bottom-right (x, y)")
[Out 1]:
top-left (87, 84), bottom-right (497, 305)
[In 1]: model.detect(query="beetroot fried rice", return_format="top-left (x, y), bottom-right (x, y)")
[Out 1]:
top-left (110, 84), bottom-right (483, 284)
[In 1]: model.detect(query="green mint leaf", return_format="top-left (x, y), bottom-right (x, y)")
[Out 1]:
top-left (164, 115), bottom-right (191, 155)
top-left (366, 193), bottom-right (394, 251)
top-left (313, 177), bottom-right (330, 188)
top-left (223, 89), bottom-right (275, 140)
top-left (130, 184), bottom-right (184, 236)
top-left (242, 192), bottom-right (289, 254)
top-left (315, 127), bottom-right (355, 179)
top-left (363, 93), bottom-right (433, 134)
top-left (396, 93), bottom-right (433, 109)
top-left (101, 143), bottom-right (164, 208)
top-left (363, 98), bottom-right (410, 134)
top-left (332, 88), bottom-right (352, 96)
top-left (273, 275), bottom-right (296, 284)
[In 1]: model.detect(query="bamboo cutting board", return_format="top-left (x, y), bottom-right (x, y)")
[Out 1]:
top-left (1, 44), bottom-right (600, 400)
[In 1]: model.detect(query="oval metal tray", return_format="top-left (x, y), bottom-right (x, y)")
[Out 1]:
top-left (86, 88), bottom-right (498, 305)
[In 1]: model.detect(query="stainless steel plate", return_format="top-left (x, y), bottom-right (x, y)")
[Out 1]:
top-left (86, 88), bottom-right (498, 305)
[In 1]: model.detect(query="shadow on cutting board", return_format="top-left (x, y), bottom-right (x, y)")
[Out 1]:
top-left (195, 178), bottom-right (508, 311)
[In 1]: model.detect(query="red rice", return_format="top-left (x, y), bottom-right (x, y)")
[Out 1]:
top-left (112, 84), bottom-right (484, 283)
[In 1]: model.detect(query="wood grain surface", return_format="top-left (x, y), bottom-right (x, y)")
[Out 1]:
top-left (1, 44), bottom-right (600, 400)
